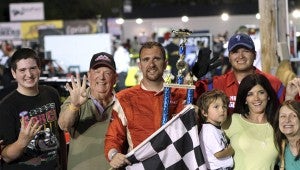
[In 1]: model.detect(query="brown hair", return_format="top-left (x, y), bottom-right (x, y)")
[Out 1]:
top-left (139, 41), bottom-right (166, 60)
top-left (10, 48), bottom-right (41, 71)
top-left (273, 100), bottom-right (300, 163)
top-left (196, 89), bottom-right (229, 122)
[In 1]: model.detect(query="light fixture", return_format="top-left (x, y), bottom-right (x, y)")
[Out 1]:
top-left (292, 9), bottom-right (300, 19)
top-left (136, 18), bottom-right (143, 24)
top-left (221, 13), bottom-right (229, 21)
top-left (115, 17), bottom-right (124, 25)
top-left (181, 16), bottom-right (189, 22)
top-left (123, 0), bottom-right (132, 13)
top-left (256, 13), bottom-right (260, 20)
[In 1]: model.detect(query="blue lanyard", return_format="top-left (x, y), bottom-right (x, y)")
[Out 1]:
top-left (91, 97), bottom-right (105, 115)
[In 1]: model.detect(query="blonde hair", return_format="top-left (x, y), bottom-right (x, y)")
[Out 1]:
top-left (276, 60), bottom-right (296, 87)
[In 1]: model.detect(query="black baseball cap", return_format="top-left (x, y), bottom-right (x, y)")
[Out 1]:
top-left (89, 52), bottom-right (116, 71)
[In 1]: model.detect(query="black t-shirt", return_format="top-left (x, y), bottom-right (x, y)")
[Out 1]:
top-left (0, 85), bottom-right (61, 170)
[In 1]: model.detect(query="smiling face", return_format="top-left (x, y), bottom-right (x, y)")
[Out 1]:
top-left (138, 46), bottom-right (167, 82)
top-left (246, 84), bottom-right (268, 115)
top-left (12, 58), bottom-right (40, 93)
top-left (87, 66), bottom-right (117, 100)
top-left (229, 47), bottom-right (256, 72)
top-left (279, 105), bottom-right (300, 137)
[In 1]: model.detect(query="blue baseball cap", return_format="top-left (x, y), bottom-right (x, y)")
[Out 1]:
top-left (228, 33), bottom-right (255, 52)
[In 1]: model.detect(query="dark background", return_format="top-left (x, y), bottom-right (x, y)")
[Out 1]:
top-left (0, 0), bottom-right (299, 22)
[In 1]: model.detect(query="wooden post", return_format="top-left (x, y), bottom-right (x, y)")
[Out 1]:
top-left (277, 0), bottom-right (289, 43)
top-left (259, 0), bottom-right (278, 73)
top-left (277, 0), bottom-right (290, 60)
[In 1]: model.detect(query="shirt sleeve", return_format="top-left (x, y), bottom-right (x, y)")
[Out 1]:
top-left (104, 99), bottom-right (128, 161)
top-left (194, 79), bottom-right (208, 101)
top-left (200, 125), bottom-right (224, 154)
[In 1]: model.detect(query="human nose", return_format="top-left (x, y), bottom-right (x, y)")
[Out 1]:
top-left (223, 107), bottom-right (227, 113)
top-left (236, 50), bottom-right (245, 57)
top-left (25, 69), bottom-right (32, 76)
top-left (281, 115), bottom-right (291, 123)
top-left (150, 58), bottom-right (156, 64)
top-left (237, 51), bottom-right (243, 57)
top-left (286, 115), bottom-right (292, 123)
top-left (147, 59), bottom-right (156, 67)
top-left (220, 106), bottom-right (225, 112)
top-left (97, 72), bottom-right (106, 79)
top-left (253, 93), bottom-right (260, 100)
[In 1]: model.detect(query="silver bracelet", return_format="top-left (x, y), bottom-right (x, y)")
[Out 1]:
top-left (111, 151), bottom-right (118, 160)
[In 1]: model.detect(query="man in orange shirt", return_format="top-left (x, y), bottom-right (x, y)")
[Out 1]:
top-left (104, 42), bottom-right (187, 169)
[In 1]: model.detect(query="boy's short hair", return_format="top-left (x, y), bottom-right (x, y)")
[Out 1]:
top-left (10, 48), bottom-right (40, 71)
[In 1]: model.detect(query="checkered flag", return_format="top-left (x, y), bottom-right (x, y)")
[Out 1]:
top-left (125, 105), bottom-right (206, 170)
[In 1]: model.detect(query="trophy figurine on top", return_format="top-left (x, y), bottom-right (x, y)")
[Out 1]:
top-left (161, 29), bottom-right (195, 125)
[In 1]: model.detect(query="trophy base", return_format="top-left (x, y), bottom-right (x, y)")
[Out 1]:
top-left (163, 83), bottom-right (195, 89)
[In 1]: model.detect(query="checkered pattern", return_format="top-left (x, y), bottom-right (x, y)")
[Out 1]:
top-left (126, 105), bottom-right (206, 170)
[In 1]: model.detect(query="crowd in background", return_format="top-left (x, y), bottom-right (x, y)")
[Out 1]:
top-left (0, 28), bottom-right (231, 91)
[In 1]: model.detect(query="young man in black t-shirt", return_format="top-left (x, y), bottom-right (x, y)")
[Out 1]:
top-left (0, 48), bottom-right (65, 170)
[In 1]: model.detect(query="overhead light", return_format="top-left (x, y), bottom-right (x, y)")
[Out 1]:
top-left (256, 13), bottom-right (260, 20)
top-left (181, 16), bottom-right (189, 22)
top-left (136, 18), bottom-right (143, 24)
top-left (221, 13), bottom-right (229, 21)
top-left (116, 18), bottom-right (124, 25)
top-left (292, 9), bottom-right (300, 19)
top-left (123, 0), bottom-right (132, 13)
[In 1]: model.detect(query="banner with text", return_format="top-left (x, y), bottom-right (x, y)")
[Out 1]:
top-left (63, 20), bottom-right (98, 35)
top-left (21, 20), bottom-right (63, 40)
top-left (0, 22), bottom-right (21, 40)
top-left (9, 2), bottom-right (44, 21)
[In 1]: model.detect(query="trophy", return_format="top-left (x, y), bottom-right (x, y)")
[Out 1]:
top-left (162, 29), bottom-right (195, 125)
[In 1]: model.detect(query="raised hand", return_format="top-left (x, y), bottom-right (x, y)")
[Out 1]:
top-left (65, 74), bottom-right (88, 107)
top-left (192, 48), bottom-right (222, 79)
top-left (17, 117), bottom-right (42, 148)
top-left (285, 77), bottom-right (300, 100)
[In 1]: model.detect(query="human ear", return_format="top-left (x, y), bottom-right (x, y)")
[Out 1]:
top-left (201, 110), bottom-right (208, 117)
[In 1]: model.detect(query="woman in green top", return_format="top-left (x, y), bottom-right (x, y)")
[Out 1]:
top-left (274, 100), bottom-right (300, 170)
top-left (223, 73), bottom-right (279, 170)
